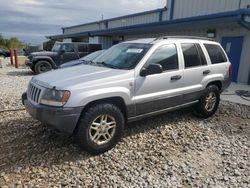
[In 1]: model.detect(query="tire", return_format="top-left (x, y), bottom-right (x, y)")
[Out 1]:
top-left (75, 103), bottom-right (125, 154)
top-left (194, 85), bottom-right (220, 118)
top-left (34, 60), bottom-right (52, 74)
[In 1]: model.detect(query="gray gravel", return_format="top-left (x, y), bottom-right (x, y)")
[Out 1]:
top-left (0, 67), bottom-right (249, 187)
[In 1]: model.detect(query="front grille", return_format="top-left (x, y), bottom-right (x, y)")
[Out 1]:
top-left (27, 83), bottom-right (42, 103)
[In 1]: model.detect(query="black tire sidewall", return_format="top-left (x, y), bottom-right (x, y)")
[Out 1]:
top-left (75, 103), bottom-right (124, 154)
top-left (34, 61), bottom-right (52, 74)
top-left (196, 85), bottom-right (220, 118)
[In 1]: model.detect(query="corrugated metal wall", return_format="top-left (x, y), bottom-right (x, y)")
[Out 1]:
top-left (64, 23), bottom-right (100, 34)
top-left (62, 0), bottom-right (250, 35)
top-left (88, 36), bottom-right (112, 49)
top-left (240, 0), bottom-right (250, 8)
top-left (173, 0), bottom-right (241, 19)
top-left (108, 12), bottom-right (160, 29)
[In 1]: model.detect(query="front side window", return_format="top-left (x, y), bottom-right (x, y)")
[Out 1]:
top-left (204, 44), bottom-right (227, 64)
top-left (61, 43), bottom-right (74, 52)
top-left (51, 43), bottom-right (61, 52)
top-left (147, 44), bottom-right (179, 71)
top-left (181, 43), bottom-right (204, 68)
top-left (93, 43), bottom-right (152, 70)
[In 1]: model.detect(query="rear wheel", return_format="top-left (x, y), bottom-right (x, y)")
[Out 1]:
top-left (34, 60), bottom-right (52, 74)
top-left (75, 103), bottom-right (124, 154)
top-left (194, 85), bottom-right (220, 118)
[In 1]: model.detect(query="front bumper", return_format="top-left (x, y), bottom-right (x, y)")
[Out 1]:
top-left (22, 93), bottom-right (83, 134)
top-left (25, 59), bottom-right (33, 67)
top-left (221, 76), bottom-right (232, 92)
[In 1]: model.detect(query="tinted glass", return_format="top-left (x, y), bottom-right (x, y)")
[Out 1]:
top-left (93, 43), bottom-right (152, 70)
top-left (204, 44), bottom-right (227, 64)
top-left (78, 44), bottom-right (88, 52)
top-left (196, 44), bottom-right (207, 65)
top-left (89, 44), bottom-right (102, 52)
top-left (147, 44), bottom-right (178, 71)
top-left (182, 43), bottom-right (201, 68)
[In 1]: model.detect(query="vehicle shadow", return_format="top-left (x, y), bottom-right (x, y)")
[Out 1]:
top-left (6, 70), bottom-right (33, 76)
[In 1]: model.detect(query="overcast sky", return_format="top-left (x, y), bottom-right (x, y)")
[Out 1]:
top-left (0, 0), bottom-right (166, 44)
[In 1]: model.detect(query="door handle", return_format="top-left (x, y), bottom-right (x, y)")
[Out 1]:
top-left (171, 75), bottom-right (182, 81)
top-left (203, 70), bottom-right (211, 75)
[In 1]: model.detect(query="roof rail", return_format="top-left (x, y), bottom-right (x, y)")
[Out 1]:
top-left (156, 36), bottom-right (215, 41)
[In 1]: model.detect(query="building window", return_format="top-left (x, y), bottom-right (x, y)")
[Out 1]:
top-left (204, 44), bottom-right (227, 64)
top-left (147, 44), bottom-right (179, 71)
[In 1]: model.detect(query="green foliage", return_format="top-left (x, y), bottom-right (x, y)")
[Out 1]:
top-left (43, 40), bottom-right (56, 51)
top-left (0, 34), bottom-right (25, 50)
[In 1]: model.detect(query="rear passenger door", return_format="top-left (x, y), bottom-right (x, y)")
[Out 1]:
top-left (134, 44), bottom-right (184, 115)
top-left (181, 43), bottom-right (209, 103)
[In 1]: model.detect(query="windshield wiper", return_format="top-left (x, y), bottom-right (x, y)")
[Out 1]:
top-left (95, 61), bottom-right (120, 69)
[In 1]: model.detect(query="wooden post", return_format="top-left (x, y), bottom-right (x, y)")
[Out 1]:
top-left (10, 49), bottom-right (14, 65)
top-left (14, 49), bottom-right (18, 68)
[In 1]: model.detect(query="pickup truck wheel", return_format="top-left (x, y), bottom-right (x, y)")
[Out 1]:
top-left (75, 103), bottom-right (125, 154)
top-left (194, 85), bottom-right (220, 118)
top-left (34, 60), bottom-right (52, 74)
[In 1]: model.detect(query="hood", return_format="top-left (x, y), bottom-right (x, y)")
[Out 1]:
top-left (31, 51), bottom-right (58, 57)
top-left (32, 65), bottom-right (131, 89)
top-left (59, 59), bottom-right (83, 68)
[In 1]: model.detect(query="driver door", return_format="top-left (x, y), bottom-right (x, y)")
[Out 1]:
top-left (61, 43), bottom-right (79, 64)
top-left (134, 44), bottom-right (184, 115)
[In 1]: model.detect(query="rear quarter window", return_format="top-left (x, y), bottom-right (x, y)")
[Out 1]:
top-left (204, 44), bottom-right (227, 64)
top-left (78, 44), bottom-right (88, 52)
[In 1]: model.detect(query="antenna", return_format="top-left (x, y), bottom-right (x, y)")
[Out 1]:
top-left (101, 14), bottom-right (104, 20)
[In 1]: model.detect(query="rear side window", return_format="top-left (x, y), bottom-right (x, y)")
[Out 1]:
top-left (78, 44), bottom-right (88, 52)
top-left (89, 44), bottom-right (102, 52)
top-left (147, 44), bottom-right (179, 71)
top-left (181, 43), bottom-right (206, 68)
top-left (204, 44), bottom-right (227, 64)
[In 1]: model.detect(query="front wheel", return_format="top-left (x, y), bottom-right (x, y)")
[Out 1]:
top-left (75, 103), bottom-right (125, 154)
top-left (34, 60), bottom-right (52, 74)
top-left (194, 85), bottom-right (220, 118)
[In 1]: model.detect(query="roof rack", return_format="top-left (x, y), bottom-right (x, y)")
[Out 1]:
top-left (156, 36), bottom-right (215, 41)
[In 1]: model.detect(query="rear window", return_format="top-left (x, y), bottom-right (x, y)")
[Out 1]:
top-left (204, 44), bottom-right (227, 64)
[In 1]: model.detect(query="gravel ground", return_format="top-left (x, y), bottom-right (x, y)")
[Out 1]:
top-left (0, 67), bottom-right (249, 187)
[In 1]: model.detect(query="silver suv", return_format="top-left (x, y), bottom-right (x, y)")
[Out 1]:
top-left (22, 37), bottom-right (232, 154)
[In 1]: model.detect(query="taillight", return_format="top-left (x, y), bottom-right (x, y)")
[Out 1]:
top-left (229, 63), bottom-right (232, 77)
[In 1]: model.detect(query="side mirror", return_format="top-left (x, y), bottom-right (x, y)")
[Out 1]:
top-left (140, 64), bottom-right (163, 76)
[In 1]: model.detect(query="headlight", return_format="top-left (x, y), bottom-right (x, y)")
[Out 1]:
top-left (40, 89), bottom-right (70, 107)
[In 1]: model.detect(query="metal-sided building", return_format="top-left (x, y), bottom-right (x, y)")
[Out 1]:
top-left (48, 0), bottom-right (250, 85)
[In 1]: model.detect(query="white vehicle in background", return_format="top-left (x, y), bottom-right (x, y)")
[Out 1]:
top-left (22, 36), bottom-right (231, 154)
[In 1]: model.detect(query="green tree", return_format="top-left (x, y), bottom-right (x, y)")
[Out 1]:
top-left (43, 39), bottom-right (56, 51)
top-left (0, 34), bottom-right (25, 50)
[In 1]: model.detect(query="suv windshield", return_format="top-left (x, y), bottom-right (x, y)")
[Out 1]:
top-left (92, 43), bottom-right (152, 70)
top-left (52, 43), bottom-right (61, 52)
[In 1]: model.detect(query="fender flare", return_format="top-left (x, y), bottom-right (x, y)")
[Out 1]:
top-left (32, 56), bottom-right (57, 68)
